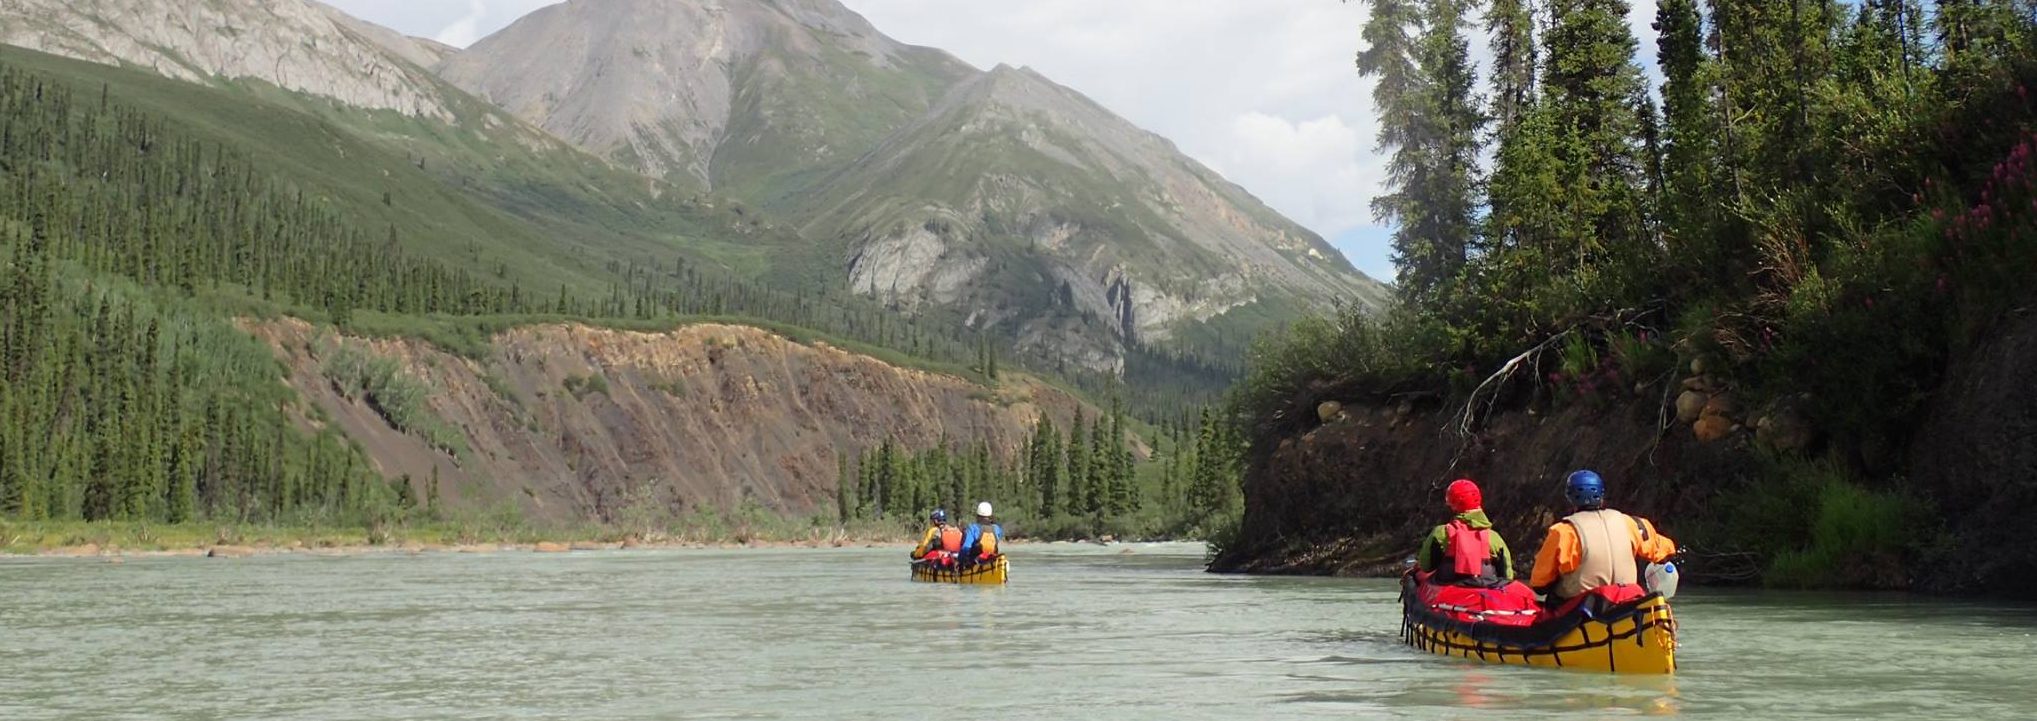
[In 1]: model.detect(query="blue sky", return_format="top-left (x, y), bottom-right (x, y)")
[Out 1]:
top-left (327, 0), bottom-right (1668, 286)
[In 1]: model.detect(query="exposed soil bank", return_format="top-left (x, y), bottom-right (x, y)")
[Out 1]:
top-left (1209, 394), bottom-right (1742, 579)
top-left (246, 319), bottom-right (1085, 523)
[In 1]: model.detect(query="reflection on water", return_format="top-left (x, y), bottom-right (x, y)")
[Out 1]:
top-left (1, 543), bottom-right (2033, 720)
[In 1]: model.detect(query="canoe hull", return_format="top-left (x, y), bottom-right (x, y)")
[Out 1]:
top-left (910, 556), bottom-right (1008, 585)
top-left (1401, 579), bottom-right (1677, 674)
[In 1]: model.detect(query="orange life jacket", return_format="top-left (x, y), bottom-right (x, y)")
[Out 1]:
top-left (938, 526), bottom-right (963, 553)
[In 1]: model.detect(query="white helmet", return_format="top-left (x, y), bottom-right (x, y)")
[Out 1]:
top-left (975, 501), bottom-right (994, 517)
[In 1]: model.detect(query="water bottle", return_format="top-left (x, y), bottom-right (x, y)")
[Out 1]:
top-left (1644, 561), bottom-right (1679, 599)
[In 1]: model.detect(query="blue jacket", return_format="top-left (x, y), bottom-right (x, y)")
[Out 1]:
top-left (960, 522), bottom-right (1003, 556)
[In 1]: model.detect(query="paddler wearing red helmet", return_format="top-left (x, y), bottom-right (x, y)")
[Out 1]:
top-left (1415, 478), bottom-right (1517, 587)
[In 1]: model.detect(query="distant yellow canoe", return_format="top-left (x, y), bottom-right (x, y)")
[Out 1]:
top-left (1401, 577), bottom-right (1677, 674)
top-left (910, 556), bottom-right (1008, 585)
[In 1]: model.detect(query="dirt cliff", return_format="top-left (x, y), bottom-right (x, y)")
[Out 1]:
top-left (1208, 392), bottom-right (1747, 578)
top-left (247, 319), bottom-right (1082, 522)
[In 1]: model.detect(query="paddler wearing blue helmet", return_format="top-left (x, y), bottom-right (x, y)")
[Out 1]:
top-left (1527, 470), bottom-right (1677, 601)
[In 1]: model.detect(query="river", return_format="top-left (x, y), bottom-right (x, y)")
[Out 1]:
top-left (2, 543), bottom-right (2033, 720)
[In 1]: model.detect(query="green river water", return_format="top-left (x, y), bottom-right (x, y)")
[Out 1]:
top-left (3, 543), bottom-right (2034, 720)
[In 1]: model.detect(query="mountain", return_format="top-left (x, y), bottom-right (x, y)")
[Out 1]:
top-left (440, 0), bottom-right (1389, 371)
top-left (0, 0), bottom-right (1388, 375)
top-left (435, 0), bottom-right (974, 200)
top-left (805, 64), bottom-right (1386, 369)
top-left (0, 0), bottom-right (455, 120)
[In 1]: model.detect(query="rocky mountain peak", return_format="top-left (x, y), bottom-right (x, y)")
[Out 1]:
top-left (0, 0), bottom-right (453, 119)
top-left (435, 0), bottom-right (966, 188)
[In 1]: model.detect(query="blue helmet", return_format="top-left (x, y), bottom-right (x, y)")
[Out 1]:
top-left (930, 508), bottom-right (948, 524)
top-left (1565, 470), bottom-right (1606, 508)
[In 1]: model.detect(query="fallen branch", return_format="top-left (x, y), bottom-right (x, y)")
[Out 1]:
top-left (1452, 328), bottom-right (1576, 439)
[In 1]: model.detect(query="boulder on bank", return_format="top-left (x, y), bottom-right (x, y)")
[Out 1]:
top-left (206, 546), bottom-right (256, 558)
top-left (1675, 390), bottom-right (1707, 423)
top-left (1754, 400), bottom-right (1817, 453)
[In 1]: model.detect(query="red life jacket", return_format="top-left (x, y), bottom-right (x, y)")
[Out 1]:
top-left (938, 526), bottom-right (963, 553)
top-left (1444, 520), bottom-right (1493, 579)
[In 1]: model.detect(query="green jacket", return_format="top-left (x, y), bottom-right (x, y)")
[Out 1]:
top-left (1415, 509), bottom-right (1516, 581)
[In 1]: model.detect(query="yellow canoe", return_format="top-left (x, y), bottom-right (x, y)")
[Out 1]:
top-left (910, 556), bottom-right (1008, 585)
top-left (1401, 577), bottom-right (1677, 674)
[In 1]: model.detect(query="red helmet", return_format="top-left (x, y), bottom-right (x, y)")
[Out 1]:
top-left (1445, 479), bottom-right (1482, 513)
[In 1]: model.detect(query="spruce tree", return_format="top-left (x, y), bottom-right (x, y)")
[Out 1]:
top-left (1487, 0), bottom-right (1540, 134)
top-left (1540, 0), bottom-right (1652, 278)
top-left (1066, 411), bottom-right (1091, 516)
top-left (1088, 413), bottom-right (1111, 516)
top-left (1655, 0), bottom-right (1726, 276)
top-left (1033, 416), bottom-right (1061, 517)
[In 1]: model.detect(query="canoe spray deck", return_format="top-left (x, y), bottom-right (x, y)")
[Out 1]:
top-left (1400, 576), bottom-right (1678, 674)
top-left (909, 556), bottom-right (1009, 585)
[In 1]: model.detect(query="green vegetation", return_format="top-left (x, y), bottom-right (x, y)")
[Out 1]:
top-left (561, 374), bottom-right (609, 400)
top-left (1236, 1), bottom-right (2036, 587)
top-left (315, 338), bottom-right (469, 459)
top-left (1706, 456), bottom-right (1928, 589)
top-left (839, 397), bottom-right (1241, 541)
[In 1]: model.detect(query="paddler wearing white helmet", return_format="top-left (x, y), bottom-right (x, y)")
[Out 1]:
top-left (959, 500), bottom-right (1004, 563)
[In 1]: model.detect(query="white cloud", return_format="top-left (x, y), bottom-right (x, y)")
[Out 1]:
top-left (1219, 112), bottom-right (1379, 235)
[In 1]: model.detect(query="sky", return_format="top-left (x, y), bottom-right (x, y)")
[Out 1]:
top-left (323, 0), bottom-right (1664, 284)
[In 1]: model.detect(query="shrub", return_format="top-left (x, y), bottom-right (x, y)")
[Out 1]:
top-left (562, 374), bottom-right (610, 399)
top-left (1713, 455), bottom-right (1921, 589)
top-left (318, 342), bottom-right (471, 460)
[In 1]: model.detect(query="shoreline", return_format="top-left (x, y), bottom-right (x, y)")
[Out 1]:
top-left (16, 538), bottom-right (919, 561)
top-left (1, 524), bottom-right (1146, 561)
